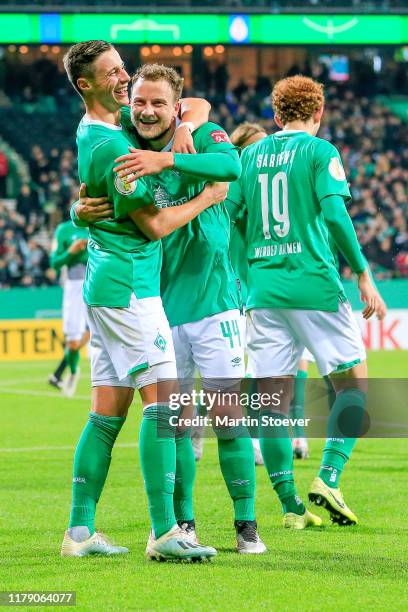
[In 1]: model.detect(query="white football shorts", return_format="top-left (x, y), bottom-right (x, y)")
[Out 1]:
top-left (172, 309), bottom-right (245, 391)
top-left (87, 293), bottom-right (176, 388)
top-left (301, 347), bottom-right (315, 363)
top-left (63, 279), bottom-right (88, 342)
top-left (246, 302), bottom-right (366, 378)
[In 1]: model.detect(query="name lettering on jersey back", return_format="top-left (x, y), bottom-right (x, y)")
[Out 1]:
top-left (254, 241), bottom-right (302, 258)
top-left (256, 148), bottom-right (297, 169)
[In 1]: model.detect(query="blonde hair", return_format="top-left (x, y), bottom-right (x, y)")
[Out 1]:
top-left (132, 63), bottom-right (184, 102)
top-left (272, 75), bottom-right (324, 124)
top-left (230, 122), bottom-right (266, 148)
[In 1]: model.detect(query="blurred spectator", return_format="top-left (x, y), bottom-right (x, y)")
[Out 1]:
top-left (16, 184), bottom-right (40, 217)
top-left (0, 202), bottom-right (56, 288)
top-left (0, 151), bottom-right (8, 198)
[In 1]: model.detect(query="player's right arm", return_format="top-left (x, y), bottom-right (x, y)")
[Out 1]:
top-left (129, 182), bottom-right (229, 241)
top-left (50, 225), bottom-right (84, 271)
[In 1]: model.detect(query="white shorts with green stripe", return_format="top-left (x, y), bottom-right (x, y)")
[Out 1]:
top-left (172, 309), bottom-right (245, 391)
top-left (87, 293), bottom-right (176, 389)
top-left (246, 302), bottom-right (366, 378)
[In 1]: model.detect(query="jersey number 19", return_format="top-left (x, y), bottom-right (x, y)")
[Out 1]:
top-left (258, 171), bottom-right (290, 239)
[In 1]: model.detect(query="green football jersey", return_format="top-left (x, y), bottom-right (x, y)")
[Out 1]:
top-left (229, 215), bottom-right (248, 305)
top-left (148, 122), bottom-right (241, 327)
top-left (226, 130), bottom-right (351, 312)
top-left (50, 221), bottom-right (88, 277)
top-left (76, 116), bottom-right (160, 307)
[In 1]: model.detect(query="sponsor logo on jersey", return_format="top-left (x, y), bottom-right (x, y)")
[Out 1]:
top-left (154, 331), bottom-right (167, 352)
top-left (153, 185), bottom-right (171, 208)
top-left (153, 184), bottom-right (187, 209)
top-left (114, 173), bottom-right (137, 195)
top-left (231, 356), bottom-right (242, 367)
top-left (73, 477), bottom-right (86, 484)
top-left (210, 129), bottom-right (231, 144)
top-left (328, 157), bottom-right (346, 181)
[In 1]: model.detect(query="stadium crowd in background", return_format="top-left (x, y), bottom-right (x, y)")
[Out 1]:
top-left (0, 56), bottom-right (407, 284)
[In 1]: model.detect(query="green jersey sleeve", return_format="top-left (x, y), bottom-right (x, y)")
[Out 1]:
top-left (321, 195), bottom-right (366, 275)
top-left (314, 139), bottom-right (351, 203)
top-left (173, 122), bottom-right (241, 181)
top-left (225, 177), bottom-right (246, 223)
top-left (50, 224), bottom-right (73, 271)
top-left (91, 137), bottom-right (152, 218)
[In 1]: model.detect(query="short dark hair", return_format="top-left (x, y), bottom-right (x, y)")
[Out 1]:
top-left (131, 64), bottom-right (184, 102)
top-left (63, 40), bottom-right (113, 96)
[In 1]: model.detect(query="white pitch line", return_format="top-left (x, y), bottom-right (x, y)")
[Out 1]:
top-left (0, 377), bottom-right (64, 388)
top-left (0, 388), bottom-right (90, 400)
top-left (0, 440), bottom-right (217, 453)
top-left (0, 442), bottom-right (138, 453)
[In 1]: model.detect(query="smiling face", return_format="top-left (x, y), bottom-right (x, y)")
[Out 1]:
top-left (78, 47), bottom-right (130, 112)
top-left (130, 78), bottom-right (180, 142)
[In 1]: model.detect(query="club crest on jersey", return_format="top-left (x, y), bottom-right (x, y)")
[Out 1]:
top-left (210, 130), bottom-right (230, 144)
top-left (154, 331), bottom-right (167, 352)
top-left (114, 173), bottom-right (137, 195)
top-left (328, 157), bottom-right (346, 181)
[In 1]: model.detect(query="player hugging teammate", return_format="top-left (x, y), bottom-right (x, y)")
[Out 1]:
top-left (60, 39), bottom-right (382, 561)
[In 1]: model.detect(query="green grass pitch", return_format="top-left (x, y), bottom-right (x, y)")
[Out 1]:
top-left (0, 351), bottom-right (407, 611)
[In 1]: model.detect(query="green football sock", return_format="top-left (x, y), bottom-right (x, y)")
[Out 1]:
top-left (319, 388), bottom-right (366, 488)
top-left (65, 348), bottom-right (80, 375)
top-left (174, 431), bottom-right (196, 522)
top-left (214, 425), bottom-right (256, 521)
top-left (290, 369), bottom-right (308, 438)
top-left (139, 404), bottom-right (177, 539)
top-left (260, 411), bottom-right (305, 516)
top-left (69, 412), bottom-right (125, 535)
top-left (323, 375), bottom-right (337, 412)
top-left (246, 379), bottom-right (260, 439)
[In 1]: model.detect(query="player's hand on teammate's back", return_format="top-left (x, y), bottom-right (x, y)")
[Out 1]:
top-left (358, 270), bottom-right (383, 319)
top-left (203, 182), bottom-right (230, 205)
top-left (172, 123), bottom-right (196, 154)
top-left (113, 148), bottom-right (174, 181)
top-left (76, 183), bottom-right (113, 222)
top-left (68, 238), bottom-right (88, 255)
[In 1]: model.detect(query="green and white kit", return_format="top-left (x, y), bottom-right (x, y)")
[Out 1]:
top-left (75, 116), bottom-right (176, 386)
top-left (50, 220), bottom-right (89, 342)
top-left (147, 118), bottom-right (245, 385)
top-left (226, 130), bottom-right (366, 376)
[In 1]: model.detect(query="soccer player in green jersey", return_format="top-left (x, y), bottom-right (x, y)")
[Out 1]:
top-left (49, 218), bottom-right (89, 397)
top-left (61, 40), bottom-right (224, 561)
top-left (76, 64), bottom-right (266, 554)
top-left (226, 75), bottom-right (383, 529)
top-left (229, 122), bottom-right (268, 467)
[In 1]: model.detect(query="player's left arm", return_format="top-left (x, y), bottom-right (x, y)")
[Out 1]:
top-left (173, 97), bottom-right (211, 153)
top-left (114, 124), bottom-right (241, 183)
top-left (315, 141), bottom-right (383, 319)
